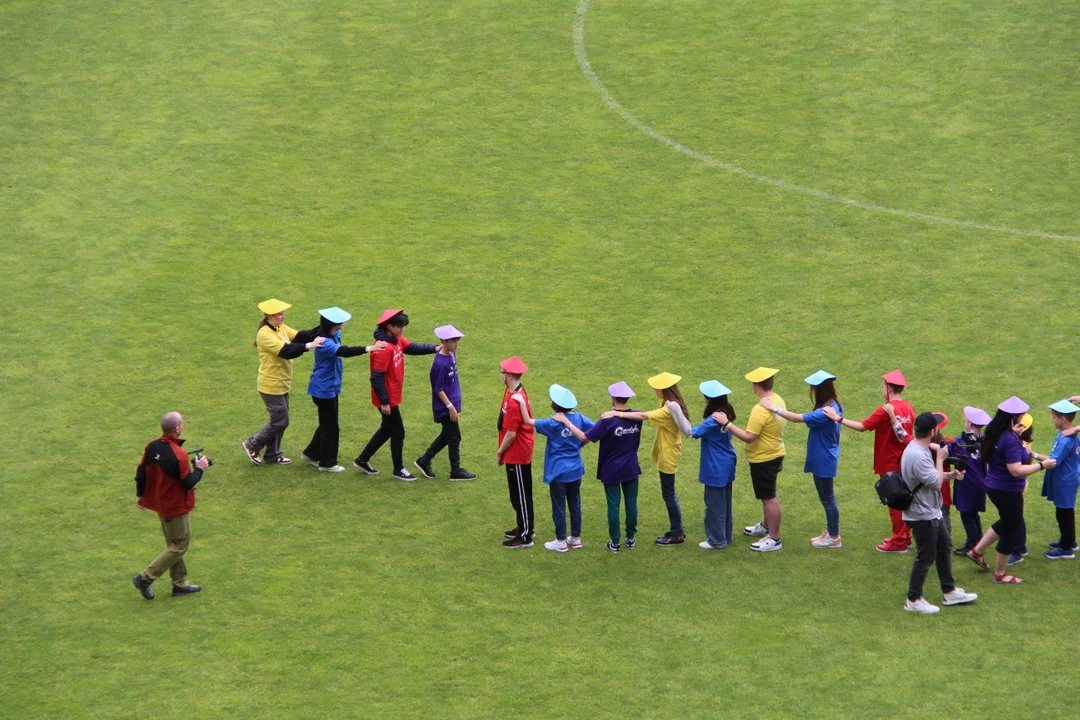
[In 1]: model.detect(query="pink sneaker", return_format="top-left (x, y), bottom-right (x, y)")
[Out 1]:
top-left (812, 535), bottom-right (842, 548)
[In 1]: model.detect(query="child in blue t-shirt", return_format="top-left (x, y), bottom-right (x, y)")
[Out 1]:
top-left (1037, 400), bottom-right (1080, 559)
top-left (515, 384), bottom-right (593, 553)
top-left (760, 371), bottom-right (843, 548)
top-left (681, 380), bottom-right (739, 549)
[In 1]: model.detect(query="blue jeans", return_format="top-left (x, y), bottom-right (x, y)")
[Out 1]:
top-left (703, 484), bottom-right (733, 547)
top-left (659, 472), bottom-right (683, 536)
top-left (813, 475), bottom-right (840, 537)
top-left (549, 480), bottom-right (582, 540)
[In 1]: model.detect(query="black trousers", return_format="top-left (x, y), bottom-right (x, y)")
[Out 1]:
top-left (420, 417), bottom-right (461, 470)
top-left (357, 405), bottom-right (405, 471)
top-left (987, 489), bottom-right (1024, 556)
top-left (906, 518), bottom-right (956, 601)
top-left (303, 395), bottom-right (340, 468)
top-left (1058, 507), bottom-right (1076, 548)
top-left (506, 463), bottom-right (534, 541)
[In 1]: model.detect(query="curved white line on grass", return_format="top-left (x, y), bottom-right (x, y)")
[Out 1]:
top-left (572, 0), bottom-right (1079, 241)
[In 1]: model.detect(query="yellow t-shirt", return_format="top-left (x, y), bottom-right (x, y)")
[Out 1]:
top-left (647, 405), bottom-right (684, 474)
top-left (745, 393), bottom-right (786, 463)
top-left (256, 323), bottom-right (299, 395)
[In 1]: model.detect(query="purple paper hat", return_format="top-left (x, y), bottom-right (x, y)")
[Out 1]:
top-left (997, 396), bottom-right (1030, 415)
top-left (962, 406), bottom-right (992, 426)
top-left (434, 324), bottom-right (464, 340)
top-left (607, 381), bottom-right (636, 398)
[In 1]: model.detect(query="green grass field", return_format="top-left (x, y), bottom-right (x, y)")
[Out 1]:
top-left (2, 0), bottom-right (1078, 717)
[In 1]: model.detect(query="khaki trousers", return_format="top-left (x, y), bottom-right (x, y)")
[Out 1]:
top-left (142, 513), bottom-right (191, 586)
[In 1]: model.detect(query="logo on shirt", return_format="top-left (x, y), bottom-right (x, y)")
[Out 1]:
top-left (560, 428), bottom-right (573, 438)
top-left (614, 426), bottom-right (639, 437)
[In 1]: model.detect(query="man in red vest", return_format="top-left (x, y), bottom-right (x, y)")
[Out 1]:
top-left (132, 412), bottom-right (211, 600)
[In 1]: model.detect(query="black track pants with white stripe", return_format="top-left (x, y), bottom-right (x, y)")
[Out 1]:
top-left (505, 463), bottom-right (534, 541)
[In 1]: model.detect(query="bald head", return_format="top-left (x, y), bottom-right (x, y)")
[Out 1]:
top-left (161, 412), bottom-right (184, 436)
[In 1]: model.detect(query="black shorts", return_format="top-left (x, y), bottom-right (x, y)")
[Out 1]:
top-left (750, 457), bottom-right (784, 500)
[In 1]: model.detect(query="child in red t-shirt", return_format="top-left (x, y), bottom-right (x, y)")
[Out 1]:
top-left (497, 356), bottom-right (535, 548)
top-left (827, 370), bottom-right (914, 552)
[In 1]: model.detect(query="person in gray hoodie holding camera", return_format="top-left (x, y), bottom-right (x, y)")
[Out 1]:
top-left (900, 412), bottom-right (978, 614)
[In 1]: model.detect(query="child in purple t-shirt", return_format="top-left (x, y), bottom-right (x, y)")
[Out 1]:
top-left (558, 381), bottom-right (643, 554)
top-left (414, 325), bottom-right (476, 481)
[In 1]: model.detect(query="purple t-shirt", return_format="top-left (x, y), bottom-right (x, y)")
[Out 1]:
top-left (429, 352), bottom-right (461, 422)
top-left (584, 412), bottom-right (643, 485)
top-left (983, 431), bottom-right (1029, 492)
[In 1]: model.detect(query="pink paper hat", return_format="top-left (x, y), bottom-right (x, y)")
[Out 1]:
top-left (607, 381), bottom-right (636, 398)
top-left (963, 406), bottom-right (992, 426)
top-left (434, 325), bottom-right (464, 340)
top-left (997, 396), bottom-right (1029, 415)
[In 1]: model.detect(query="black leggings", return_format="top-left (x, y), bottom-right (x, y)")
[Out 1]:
top-left (1058, 507), bottom-right (1076, 549)
top-left (303, 395), bottom-right (340, 467)
top-left (986, 488), bottom-right (1024, 556)
top-left (357, 406), bottom-right (405, 471)
top-left (421, 417), bottom-right (461, 470)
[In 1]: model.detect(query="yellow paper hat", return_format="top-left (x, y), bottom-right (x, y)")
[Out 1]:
top-left (647, 372), bottom-right (682, 390)
top-left (258, 298), bottom-right (292, 315)
top-left (1017, 413), bottom-right (1033, 432)
top-left (745, 367), bottom-right (779, 383)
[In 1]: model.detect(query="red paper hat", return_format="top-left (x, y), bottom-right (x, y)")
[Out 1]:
top-left (882, 369), bottom-right (907, 387)
top-left (500, 356), bottom-right (529, 375)
top-left (377, 309), bottom-right (404, 325)
top-left (932, 412), bottom-right (949, 430)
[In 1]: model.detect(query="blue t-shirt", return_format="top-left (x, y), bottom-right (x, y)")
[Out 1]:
top-left (584, 412), bottom-right (643, 485)
top-left (1042, 431), bottom-right (1080, 509)
top-left (429, 352), bottom-right (462, 422)
top-left (983, 431), bottom-right (1028, 492)
top-left (307, 332), bottom-right (344, 399)
top-left (690, 416), bottom-right (737, 487)
top-left (803, 401), bottom-right (842, 478)
top-left (534, 413), bottom-right (594, 484)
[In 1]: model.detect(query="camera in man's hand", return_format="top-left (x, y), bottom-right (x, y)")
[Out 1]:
top-left (189, 449), bottom-right (213, 469)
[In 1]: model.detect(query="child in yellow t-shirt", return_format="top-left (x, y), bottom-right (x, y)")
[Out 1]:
top-left (615, 372), bottom-right (691, 545)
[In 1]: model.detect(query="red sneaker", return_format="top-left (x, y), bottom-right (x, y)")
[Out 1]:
top-left (876, 541), bottom-right (909, 553)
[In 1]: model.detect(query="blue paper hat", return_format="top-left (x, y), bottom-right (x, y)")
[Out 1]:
top-left (1049, 399), bottom-right (1080, 414)
top-left (804, 370), bottom-right (836, 386)
top-left (699, 380), bottom-right (732, 398)
top-left (549, 384), bottom-right (578, 409)
top-left (318, 307), bottom-right (352, 324)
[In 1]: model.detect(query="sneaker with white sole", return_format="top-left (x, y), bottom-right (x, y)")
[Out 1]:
top-left (942, 588), bottom-right (978, 606)
top-left (544, 539), bottom-right (568, 553)
top-left (699, 541), bottom-right (727, 550)
top-left (301, 453), bottom-right (319, 467)
top-left (353, 460), bottom-right (378, 475)
top-left (318, 465), bottom-right (345, 473)
top-left (568, 536), bottom-right (583, 549)
top-left (744, 522), bottom-right (768, 537)
top-left (750, 536), bottom-right (782, 552)
top-left (606, 541), bottom-right (620, 554)
top-left (392, 468), bottom-right (416, 482)
top-left (242, 441), bottom-right (262, 466)
top-left (625, 538), bottom-right (636, 550)
top-left (904, 597), bottom-right (940, 614)
top-left (812, 535), bottom-right (842, 549)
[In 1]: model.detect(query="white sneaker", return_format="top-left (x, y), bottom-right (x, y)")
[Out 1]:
top-left (743, 522), bottom-right (768, 537)
top-left (942, 588), bottom-right (978, 606)
top-left (812, 535), bottom-right (842, 548)
top-left (544, 539), bottom-right (568, 553)
top-left (699, 541), bottom-right (726, 550)
top-left (568, 536), bottom-right (583, 549)
top-left (318, 465), bottom-right (345, 473)
top-left (750, 536), bottom-right (782, 552)
top-left (301, 453), bottom-right (319, 467)
top-left (904, 597), bottom-right (940, 614)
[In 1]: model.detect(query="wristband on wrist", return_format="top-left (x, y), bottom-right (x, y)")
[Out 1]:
top-left (445, 403), bottom-right (454, 409)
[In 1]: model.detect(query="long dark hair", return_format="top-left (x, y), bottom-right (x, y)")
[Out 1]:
top-left (254, 314), bottom-right (273, 347)
top-left (661, 385), bottom-right (690, 419)
top-left (811, 379), bottom-right (839, 410)
top-left (982, 409), bottom-right (1020, 464)
top-left (704, 395), bottom-right (736, 423)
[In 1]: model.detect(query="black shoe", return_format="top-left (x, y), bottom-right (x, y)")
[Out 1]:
top-left (392, 468), bottom-right (416, 482)
top-left (414, 458), bottom-right (435, 479)
top-left (606, 541), bottom-right (621, 554)
top-left (953, 546), bottom-right (972, 556)
top-left (503, 536), bottom-right (534, 549)
top-left (353, 460), bottom-right (378, 475)
top-left (504, 528), bottom-right (520, 539)
top-left (449, 468), bottom-right (477, 481)
top-left (656, 533), bottom-right (686, 546)
top-left (626, 538), bottom-right (637, 550)
top-left (172, 583), bottom-right (202, 597)
top-left (133, 574), bottom-right (154, 600)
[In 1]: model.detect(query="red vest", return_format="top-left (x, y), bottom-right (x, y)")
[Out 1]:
top-left (136, 435), bottom-right (196, 517)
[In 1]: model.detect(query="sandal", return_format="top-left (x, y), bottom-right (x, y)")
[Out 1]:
top-left (992, 573), bottom-right (1024, 584)
top-left (966, 549), bottom-right (990, 570)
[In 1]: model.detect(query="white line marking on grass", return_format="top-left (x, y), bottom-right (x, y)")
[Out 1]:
top-left (572, 0), bottom-right (1078, 241)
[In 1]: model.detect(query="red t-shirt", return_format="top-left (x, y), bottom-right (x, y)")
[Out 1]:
top-left (498, 386), bottom-right (534, 465)
top-left (862, 400), bottom-right (914, 475)
top-left (369, 336), bottom-right (411, 407)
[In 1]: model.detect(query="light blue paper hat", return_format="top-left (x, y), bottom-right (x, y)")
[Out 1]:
top-left (318, 307), bottom-right (352, 324)
top-left (1049, 399), bottom-right (1080, 414)
top-left (805, 370), bottom-right (836, 386)
top-left (699, 380), bottom-right (732, 398)
top-left (549, 384), bottom-right (578, 409)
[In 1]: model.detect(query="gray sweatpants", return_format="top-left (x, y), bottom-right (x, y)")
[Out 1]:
top-left (248, 392), bottom-right (289, 461)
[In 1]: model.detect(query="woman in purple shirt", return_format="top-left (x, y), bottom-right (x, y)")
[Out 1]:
top-left (557, 381), bottom-right (643, 554)
top-left (967, 396), bottom-right (1055, 583)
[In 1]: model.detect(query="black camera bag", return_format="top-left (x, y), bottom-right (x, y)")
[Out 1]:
top-left (875, 471), bottom-right (914, 511)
